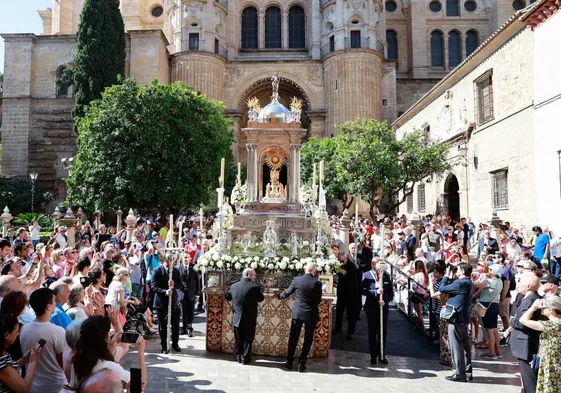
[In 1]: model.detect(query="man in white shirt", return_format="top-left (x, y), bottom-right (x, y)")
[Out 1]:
top-left (20, 287), bottom-right (68, 393)
top-left (29, 221), bottom-right (41, 249)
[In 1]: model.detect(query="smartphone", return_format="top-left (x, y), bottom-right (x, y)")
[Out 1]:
top-left (120, 332), bottom-right (140, 344)
top-left (38, 339), bottom-right (47, 348)
top-left (104, 304), bottom-right (111, 315)
top-left (130, 367), bottom-right (142, 393)
top-left (79, 276), bottom-right (91, 288)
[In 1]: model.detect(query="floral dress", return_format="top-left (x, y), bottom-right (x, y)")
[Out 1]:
top-left (536, 318), bottom-right (561, 393)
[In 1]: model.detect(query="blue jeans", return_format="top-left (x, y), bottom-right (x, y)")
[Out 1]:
top-left (32, 240), bottom-right (40, 249)
top-left (131, 283), bottom-right (143, 299)
top-left (549, 259), bottom-right (561, 278)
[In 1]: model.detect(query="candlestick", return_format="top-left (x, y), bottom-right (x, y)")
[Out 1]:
top-left (312, 163), bottom-right (317, 187)
top-left (219, 157), bottom-right (225, 188)
top-left (237, 162), bottom-right (241, 186)
top-left (168, 214), bottom-right (174, 247)
top-left (319, 160), bottom-right (324, 190)
top-left (380, 223), bottom-right (385, 255)
top-left (199, 208), bottom-right (204, 230)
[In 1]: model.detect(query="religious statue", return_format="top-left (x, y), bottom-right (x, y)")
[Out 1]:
top-left (290, 232), bottom-right (300, 258)
top-left (262, 147), bottom-right (287, 202)
top-left (240, 232), bottom-right (253, 256)
top-left (271, 74), bottom-right (280, 100)
top-left (263, 219), bottom-right (278, 258)
top-left (265, 169), bottom-right (287, 200)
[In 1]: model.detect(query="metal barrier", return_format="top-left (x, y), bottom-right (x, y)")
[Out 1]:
top-left (385, 258), bottom-right (435, 335)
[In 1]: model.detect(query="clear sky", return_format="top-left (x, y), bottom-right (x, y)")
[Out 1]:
top-left (0, 0), bottom-right (51, 73)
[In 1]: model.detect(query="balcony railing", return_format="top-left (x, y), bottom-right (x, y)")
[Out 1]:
top-left (321, 37), bottom-right (384, 58)
top-left (214, 44), bottom-right (228, 60)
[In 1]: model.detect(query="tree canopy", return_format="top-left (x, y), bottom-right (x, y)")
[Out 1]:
top-left (300, 137), bottom-right (354, 209)
top-left (72, 0), bottom-right (125, 122)
top-left (300, 119), bottom-right (451, 219)
top-left (67, 79), bottom-right (233, 211)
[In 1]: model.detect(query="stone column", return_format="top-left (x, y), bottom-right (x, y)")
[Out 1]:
top-left (253, 145), bottom-right (259, 201)
top-left (258, 11), bottom-right (265, 49)
top-left (1, 207), bottom-right (13, 237)
top-left (339, 209), bottom-right (351, 253)
top-left (294, 144), bottom-right (301, 203)
top-left (246, 144), bottom-right (258, 202)
top-left (125, 209), bottom-right (136, 242)
top-left (409, 213), bottom-right (421, 249)
top-left (282, 11), bottom-right (289, 49)
top-left (290, 144), bottom-right (297, 202)
top-left (116, 210), bottom-right (123, 232)
top-left (62, 208), bottom-right (77, 248)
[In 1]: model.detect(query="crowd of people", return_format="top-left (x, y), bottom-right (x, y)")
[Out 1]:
top-left (0, 213), bottom-right (209, 393)
top-left (327, 213), bottom-right (560, 391)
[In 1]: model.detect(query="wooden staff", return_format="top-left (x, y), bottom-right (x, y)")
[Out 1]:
top-left (167, 215), bottom-right (174, 352)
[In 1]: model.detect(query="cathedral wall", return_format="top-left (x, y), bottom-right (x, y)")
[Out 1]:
top-left (396, 78), bottom-right (441, 117)
top-left (323, 50), bottom-right (382, 136)
top-left (129, 30), bottom-right (170, 85)
top-left (30, 36), bottom-right (76, 99)
top-left (171, 52), bottom-right (226, 102)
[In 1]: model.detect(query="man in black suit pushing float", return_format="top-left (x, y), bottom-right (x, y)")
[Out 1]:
top-left (225, 268), bottom-right (265, 364)
top-left (278, 262), bottom-right (323, 373)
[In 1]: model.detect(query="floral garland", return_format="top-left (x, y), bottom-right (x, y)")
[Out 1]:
top-left (231, 183), bottom-right (247, 206)
top-left (300, 184), bottom-right (314, 205)
top-left (195, 249), bottom-right (340, 276)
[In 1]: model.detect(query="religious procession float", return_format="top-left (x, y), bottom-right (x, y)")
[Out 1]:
top-left (195, 75), bottom-right (338, 358)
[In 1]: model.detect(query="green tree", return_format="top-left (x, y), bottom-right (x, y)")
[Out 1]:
top-left (72, 0), bottom-right (125, 122)
top-left (336, 119), bottom-right (451, 219)
top-left (67, 79), bottom-right (233, 211)
top-left (300, 137), bottom-right (354, 209)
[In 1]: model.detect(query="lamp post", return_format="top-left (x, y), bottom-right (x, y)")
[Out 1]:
top-left (29, 171), bottom-right (39, 213)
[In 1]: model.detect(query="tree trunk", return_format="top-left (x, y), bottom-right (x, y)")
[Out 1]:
top-left (341, 193), bottom-right (354, 210)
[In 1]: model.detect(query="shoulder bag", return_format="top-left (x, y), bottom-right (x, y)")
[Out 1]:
top-left (473, 281), bottom-right (500, 317)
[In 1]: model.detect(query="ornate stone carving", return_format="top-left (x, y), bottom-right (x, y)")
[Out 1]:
top-left (308, 66), bottom-right (324, 86)
top-left (184, 2), bottom-right (203, 19)
top-left (323, 6), bottom-right (334, 23)
top-left (225, 66), bottom-right (243, 85)
top-left (348, 0), bottom-right (366, 9)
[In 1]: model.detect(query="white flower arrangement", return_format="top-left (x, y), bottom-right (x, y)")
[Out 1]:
top-left (300, 184), bottom-right (314, 205)
top-left (231, 183), bottom-right (247, 206)
top-left (194, 247), bottom-right (340, 276)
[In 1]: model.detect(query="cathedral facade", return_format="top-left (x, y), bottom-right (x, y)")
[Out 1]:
top-left (1, 0), bottom-right (525, 196)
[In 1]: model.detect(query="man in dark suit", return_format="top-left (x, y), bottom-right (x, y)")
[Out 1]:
top-left (438, 262), bottom-right (474, 382)
top-left (179, 252), bottom-right (200, 337)
top-left (278, 262), bottom-right (323, 372)
top-left (224, 268), bottom-right (264, 364)
top-left (333, 251), bottom-right (359, 341)
top-left (150, 252), bottom-right (183, 353)
top-left (404, 227), bottom-right (417, 261)
top-left (510, 274), bottom-right (542, 393)
top-left (362, 257), bottom-right (394, 365)
top-left (483, 230), bottom-right (499, 255)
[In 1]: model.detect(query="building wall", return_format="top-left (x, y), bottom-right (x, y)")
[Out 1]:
top-left (533, 10), bottom-right (561, 234)
top-left (129, 30), bottom-right (170, 85)
top-left (395, 24), bottom-right (536, 230)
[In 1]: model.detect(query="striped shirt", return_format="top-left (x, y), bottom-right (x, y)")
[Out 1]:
top-left (0, 352), bottom-right (21, 393)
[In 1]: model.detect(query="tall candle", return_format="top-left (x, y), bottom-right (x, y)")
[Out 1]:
top-left (319, 160), bottom-right (324, 188)
top-left (237, 162), bottom-right (241, 185)
top-left (168, 214), bottom-right (174, 247)
top-left (355, 203), bottom-right (358, 224)
top-left (312, 163), bottom-right (317, 187)
top-left (199, 208), bottom-right (204, 230)
top-left (219, 157), bottom-right (225, 188)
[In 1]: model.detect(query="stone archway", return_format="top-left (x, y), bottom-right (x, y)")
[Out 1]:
top-left (237, 76), bottom-right (312, 129)
top-left (444, 174), bottom-right (461, 221)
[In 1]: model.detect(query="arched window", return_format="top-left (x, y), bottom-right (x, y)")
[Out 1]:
top-left (430, 31), bottom-right (444, 67)
top-left (448, 30), bottom-right (461, 68)
top-left (386, 30), bottom-right (398, 61)
top-left (56, 66), bottom-right (69, 97)
top-left (265, 7), bottom-right (282, 48)
top-left (466, 30), bottom-right (479, 56)
top-left (446, 0), bottom-right (460, 16)
top-left (241, 7), bottom-right (258, 49)
top-left (288, 6), bottom-right (306, 49)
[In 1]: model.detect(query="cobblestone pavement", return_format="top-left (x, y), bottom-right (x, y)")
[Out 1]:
top-left (121, 310), bottom-right (521, 393)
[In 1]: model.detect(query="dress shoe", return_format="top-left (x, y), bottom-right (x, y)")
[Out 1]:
top-left (188, 328), bottom-right (194, 338)
top-left (445, 374), bottom-right (467, 382)
top-left (345, 335), bottom-right (353, 341)
top-left (370, 358), bottom-right (377, 365)
top-left (161, 347), bottom-right (169, 354)
top-left (236, 356), bottom-right (242, 364)
top-left (298, 363), bottom-right (307, 373)
top-left (467, 373), bottom-right (473, 381)
top-left (242, 358), bottom-right (252, 365)
top-left (379, 357), bottom-right (388, 365)
top-left (172, 344), bottom-right (182, 352)
top-left (284, 361), bottom-right (293, 370)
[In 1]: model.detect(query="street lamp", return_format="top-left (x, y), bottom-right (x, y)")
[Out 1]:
top-left (29, 171), bottom-right (39, 213)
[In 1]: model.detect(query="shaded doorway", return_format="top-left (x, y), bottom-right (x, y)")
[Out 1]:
top-left (445, 174), bottom-right (460, 220)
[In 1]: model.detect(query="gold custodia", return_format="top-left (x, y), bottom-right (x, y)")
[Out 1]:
top-left (264, 146), bottom-right (286, 170)
top-left (290, 96), bottom-right (303, 112)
